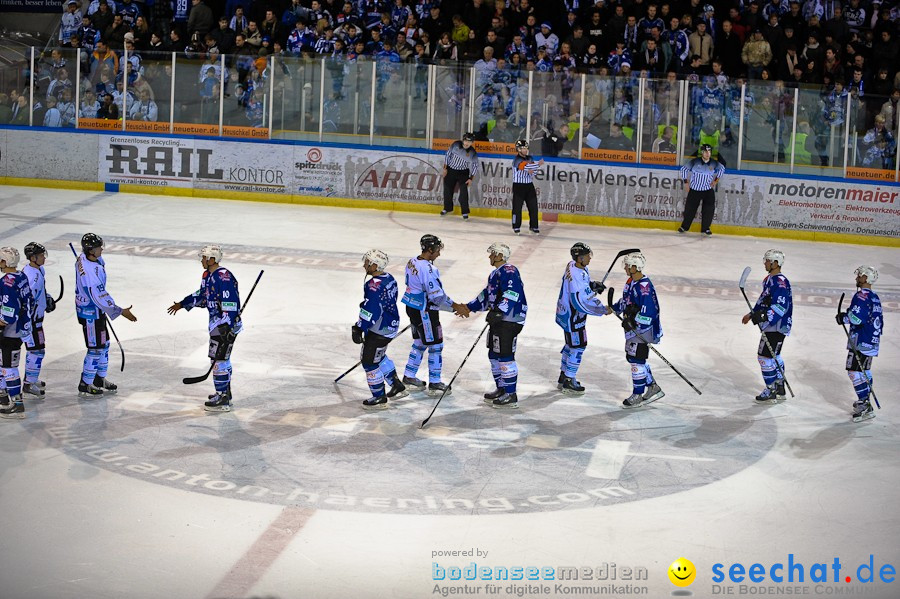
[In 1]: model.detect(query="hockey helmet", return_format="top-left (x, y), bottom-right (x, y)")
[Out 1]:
top-left (699, 143), bottom-right (713, 152)
top-left (462, 132), bottom-right (475, 142)
top-left (81, 233), bottom-right (104, 253)
top-left (854, 265), bottom-right (878, 284)
top-left (363, 249), bottom-right (389, 270)
top-left (624, 251), bottom-right (646, 271)
top-left (24, 242), bottom-right (47, 260)
top-left (487, 242), bottom-right (511, 261)
top-left (570, 242), bottom-right (592, 260)
top-left (0, 246), bottom-right (20, 269)
top-left (515, 139), bottom-right (529, 150)
top-left (420, 234), bottom-right (444, 253)
top-left (763, 249), bottom-right (784, 266)
top-left (198, 244), bottom-right (223, 263)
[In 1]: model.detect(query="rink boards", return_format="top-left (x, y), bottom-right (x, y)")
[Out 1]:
top-left (0, 127), bottom-right (897, 246)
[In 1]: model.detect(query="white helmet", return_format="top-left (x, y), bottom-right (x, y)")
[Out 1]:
top-left (0, 246), bottom-right (20, 269)
top-left (363, 249), bottom-right (389, 270)
top-left (763, 249), bottom-right (784, 266)
top-left (623, 251), bottom-right (646, 271)
top-left (854, 265), bottom-right (878, 284)
top-left (198, 244), bottom-right (223, 263)
top-left (487, 242), bottom-right (511, 261)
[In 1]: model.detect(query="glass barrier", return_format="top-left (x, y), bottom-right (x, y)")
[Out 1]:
top-left (11, 46), bottom-right (900, 182)
top-left (431, 63), bottom-right (472, 151)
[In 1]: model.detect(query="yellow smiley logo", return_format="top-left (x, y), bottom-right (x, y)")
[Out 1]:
top-left (668, 557), bottom-right (696, 587)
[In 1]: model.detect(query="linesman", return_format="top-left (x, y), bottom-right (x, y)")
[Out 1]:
top-left (441, 132), bottom-right (479, 220)
top-left (678, 143), bottom-right (724, 236)
top-left (511, 139), bottom-right (544, 235)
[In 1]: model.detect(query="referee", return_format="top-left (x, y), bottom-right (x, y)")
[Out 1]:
top-left (678, 144), bottom-right (725, 236)
top-left (511, 139), bottom-right (544, 235)
top-left (441, 132), bottom-right (479, 220)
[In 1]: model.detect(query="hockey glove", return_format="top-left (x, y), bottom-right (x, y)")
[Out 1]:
top-left (351, 325), bottom-right (364, 344)
top-left (589, 281), bottom-right (606, 294)
top-left (750, 310), bottom-right (768, 325)
top-left (835, 312), bottom-right (847, 326)
top-left (45, 294), bottom-right (56, 313)
top-left (623, 303), bottom-right (640, 320)
top-left (622, 317), bottom-right (636, 332)
top-left (486, 308), bottom-right (505, 325)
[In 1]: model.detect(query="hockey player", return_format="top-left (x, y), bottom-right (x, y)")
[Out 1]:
top-left (352, 249), bottom-right (407, 409)
top-left (22, 242), bottom-right (57, 398)
top-left (836, 266), bottom-right (882, 422)
top-left (0, 247), bottom-right (34, 419)
top-left (741, 249), bottom-right (792, 403)
top-left (607, 252), bottom-right (665, 408)
top-left (75, 233), bottom-right (137, 397)
top-left (555, 242), bottom-right (609, 394)
top-left (167, 245), bottom-right (241, 412)
top-left (461, 243), bottom-right (527, 409)
top-left (401, 234), bottom-right (469, 395)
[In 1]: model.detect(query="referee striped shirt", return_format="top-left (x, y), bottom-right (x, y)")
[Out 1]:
top-left (513, 155), bottom-right (542, 184)
top-left (680, 157), bottom-right (725, 191)
top-left (445, 141), bottom-right (479, 177)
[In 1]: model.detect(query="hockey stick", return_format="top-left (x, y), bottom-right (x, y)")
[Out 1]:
top-left (183, 269), bottom-right (264, 385)
top-left (608, 287), bottom-right (702, 395)
top-left (70, 242), bottom-right (126, 372)
top-left (739, 266), bottom-right (794, 398)
top-left (598, 248), bottom-right (641, 286)
top-left (421, 321), bottom-right (490, 428)
top-left (837, 292), bottom-right (880, 409)
top-left (333, 323), bottom-right (413, 383)
top-left (53, 274), bottom-right (64, 303)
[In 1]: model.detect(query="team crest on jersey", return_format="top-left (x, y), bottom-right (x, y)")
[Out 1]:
top-left (2, 275), bottom-right (13, 287)
top-left (367, 278), bottom-right (382, 291)
top-left (776, 277), bottom-right (787, 288)
top-left (639, 281), bottom-right (651, 295)
top-left (218, 270), bottom-right (232, 282)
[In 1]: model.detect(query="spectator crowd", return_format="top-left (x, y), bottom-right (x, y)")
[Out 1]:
top-left (1, 0), bottom-right (897, 168)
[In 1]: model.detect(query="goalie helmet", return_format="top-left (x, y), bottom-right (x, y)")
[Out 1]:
top-left (420, 234), bottom-right (444, 253)
top-left (0, 246), bottom-right (20, 269)
top-left (81, 233), bottom-right (104, 253)
top-left (623, 251), bottom-right (646, 271)
top-left (487, 242), bottom-right (511, 261)
top-left (570, 242), bottom-right (592, 260)
top-left (363, 249), bottom-right (389, 270)
top-left (854, 265), bottom-right (878, 284)
top-left (24, 242), bottom-right (47, 259)
top-left (763, 249), bottom-right (785, 266)
top-left (198, 244), bottom-right (223, 263)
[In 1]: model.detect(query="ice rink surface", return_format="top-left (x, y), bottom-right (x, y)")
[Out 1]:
top-left (0, 185), bottom-right (898, 599)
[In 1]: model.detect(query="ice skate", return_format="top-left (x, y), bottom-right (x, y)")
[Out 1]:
top-left (484, 387), bottom-right (505, 403)
top-left (402, 376), bottom-right (426, 390)
top-left (386, 379), bottom-right (408, 399)
top-left (427, 382), bottom-right (451, 396)
top-left (491, 393), bottom-right (518, 409)
top-left (773, 380), bottom-right (786, 401)
top-left (23, 380), bottom-right (46, 399)
top-left (755, 385), bottom-right (778, 404)
top-left (204, 390), bottom-right (232, 412)
top-left (641, 382), bottom-right (665, 405)
top-left (622, 393), bottom-right (643, 409)
top-left (852, 400), bottom-right (875, 423)
top-left (559, 377), bottom-right (585, 395)
top-left (0, 396), bottom-right (25, 420)
top-left (362, 396), bottom-right (388, 410)
top-left (78, 380), bottom-right (104, 398)
top-left (93, 376), bottom-right (118, 394)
